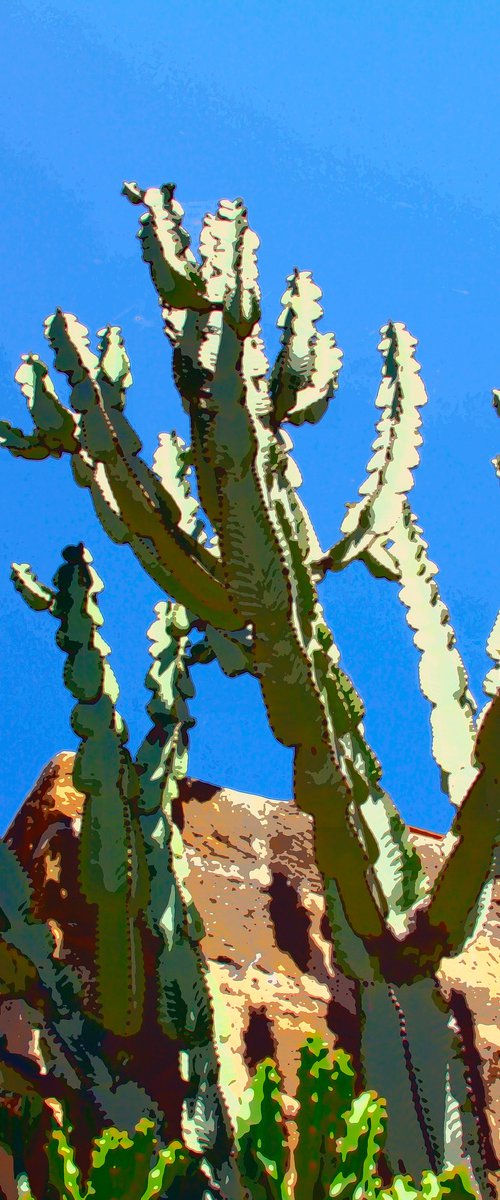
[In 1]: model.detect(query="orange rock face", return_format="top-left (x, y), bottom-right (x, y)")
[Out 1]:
top-left (1, 753), bottom-right (499, 1197)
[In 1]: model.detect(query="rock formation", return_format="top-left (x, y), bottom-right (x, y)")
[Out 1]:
top-left (1, 753), bottom-right (499, 1197)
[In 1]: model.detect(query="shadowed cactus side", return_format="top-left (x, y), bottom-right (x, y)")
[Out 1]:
top-left (1, 179), bottom-right (499, 1196)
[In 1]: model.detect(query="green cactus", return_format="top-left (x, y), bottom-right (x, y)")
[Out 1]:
top-left (0, 1040), bottom-right (486, 1200)
top-left (235, 1059), bottom-right (290, 1200)
top-left (2, 180), bottom-right (498, 1196)
top-left (293, 1038), bottom-right (357, 1200)
top-left (232, 1041), bottom-right (478, 1200)
top-left (45, 1111), bottom-right (199, 1200)
top-left (11, 545), bottom-right (149, 1040)
top-left (134, 598), bottom-right (239, 1189)
top-left (0, 835), bottom-right (160, 1151)
top-left (8, 549), bottom-right (241, 1198)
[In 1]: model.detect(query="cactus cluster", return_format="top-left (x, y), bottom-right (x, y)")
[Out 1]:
top-left (0, 1039), bottom-right (479, 1200)
top-left (1, 180), bottom-right (499, 1197)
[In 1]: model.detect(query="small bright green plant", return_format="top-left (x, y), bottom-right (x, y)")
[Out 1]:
top-left (1, 1041), bottom-right (479, 1200)
top-left (234, 1038), bottom-right (479, 1200)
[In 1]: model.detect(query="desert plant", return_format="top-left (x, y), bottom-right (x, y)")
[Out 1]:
top-left (0, 1105), bottom-right (198, 1200)
top-left (235, 1037), bottom-right (479, 1200)
top-left (0, 1039), bottom-right (478, 1200)
top-left (1, 181), bottom-right (499, 1196)
top-left (3, 544), bottom-right (240, 1200)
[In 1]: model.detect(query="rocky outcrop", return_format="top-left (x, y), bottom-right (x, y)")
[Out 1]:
top-left (1, 753), bottom-right (499, 1196)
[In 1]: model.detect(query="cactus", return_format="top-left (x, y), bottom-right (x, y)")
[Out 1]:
top-left (134, 597), bottom-right (238, 1189)
top-left (233, 1040), bottom-right (477, 1200)
top-left (8, 547), bottom-right (241, 1199)
top-left (45, 1111), bottom-right (198, 1200)
top-left (235, 1060), bottom-right (290, 1200)
top-left (1, 1042), bottom-right (481, 1200)
top-left (11, 545), bottom-right (149, 1040)
top-left (0, 833), bottom-right (161, 1164)
top-left (1, 180), bottom-right (498, 1196)
top-left (293, 1037), bottom-right (357, 1200)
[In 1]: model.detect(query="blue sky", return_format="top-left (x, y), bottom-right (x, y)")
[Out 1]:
top-left (0, 1), bottom-right (499, 834)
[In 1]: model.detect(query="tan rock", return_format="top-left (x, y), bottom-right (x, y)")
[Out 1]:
top-left (1, 754), bottom-right (499, 1197)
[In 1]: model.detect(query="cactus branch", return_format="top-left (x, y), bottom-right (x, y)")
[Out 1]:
top-left (43, 311), bottom-right (240, 631)
top-left (134, 601), bottom-right (239, 1193)
top-left (393, 505), bottom-right (477, 808)
top-left (269, 268), bottom-right (343, 428)
top-left (335, 323), bottom-right (428, 571)
top-left (421, 691), bottom-right (499, 960)
top-left (11, 544), bottom-right (149, 1037)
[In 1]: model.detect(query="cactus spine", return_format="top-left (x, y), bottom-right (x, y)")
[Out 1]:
top-left (1, 180), bottom-right (498, 1195)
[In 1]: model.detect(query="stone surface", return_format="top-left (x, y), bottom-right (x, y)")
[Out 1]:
top-left (0, 753), bottom-right (499, 1197)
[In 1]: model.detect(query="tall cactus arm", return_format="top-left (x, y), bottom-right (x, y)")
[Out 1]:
top-left (152, 430), bottom-right (208, 545)
top-left (359, 978), bottom-right (489, 1194)
top-left (134, 601), bottom-right (240, 1194)
top-left (269, 428), bottom-right (324, 566)
top-left (328, 323), bottom-right (428, 574)
top-left (264, 435), bottom-right (427, 927)
top-left (135, 600), bottom-right (201, 949)
top-left (123, 180), bottom-right (211, 312)
top-left (268, 268), bottom-right (343, 428)
top-left (55, 544), bottom-right (149, 1038)
top-left (12, 546), bottom-right (149, 1037)
top-left (199, 208), bottom-right (390, 940)
top-left (149, 430), bottom-right (254, 679)
top-left (393, 505), bottom-right (477, 809)
top-left (0, 355), bottom-right (78, 460)
top-left (41, 310), bottom-right (241, 632)
top-left (420, 689), bottom-right (499, 962)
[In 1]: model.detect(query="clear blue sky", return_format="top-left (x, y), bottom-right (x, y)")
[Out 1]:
top-left (0, 1), bottom-right (499, 834)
